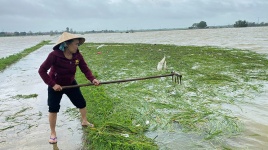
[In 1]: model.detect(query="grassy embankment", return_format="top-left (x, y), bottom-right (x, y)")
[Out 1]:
top-left (73, 43), bottom-right (268, 149)
top-left (0, 40), bottom-right (50, 71)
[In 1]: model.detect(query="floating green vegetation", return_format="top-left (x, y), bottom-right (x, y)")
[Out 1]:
top-left (0, 125), bottom-right (15, 132)
top-left (12, 94), bottom-right (38, 99)
top-left (0, 40), bottom-right (50, 71)
top-left (64, 107), bottom-right (80, 120)
top-left (74, 43), bottom-right (268, 149)
top-left (5, 107), bottom-right (32, 121)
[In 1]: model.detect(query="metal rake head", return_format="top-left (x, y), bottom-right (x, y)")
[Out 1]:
top-left (171, 71), bottom-right (182, 84)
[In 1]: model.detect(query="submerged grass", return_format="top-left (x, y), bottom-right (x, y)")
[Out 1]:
top-left (12, 94), bottom-right (38, 99)
top-left (74, 43), bottom-right (268, 149)
top-left (0, 40), bottom-right (50, 71)
top-left (5, 107), bottom-right (32, 121)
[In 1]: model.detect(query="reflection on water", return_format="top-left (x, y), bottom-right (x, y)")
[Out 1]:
top-left (53, 143), bottom-right (59, 150)
top-left (0, 27), bottom-right (267, 149)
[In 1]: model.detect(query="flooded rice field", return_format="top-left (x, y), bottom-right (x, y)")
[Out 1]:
top-left (0, 27), bottom-right (267, 149)
top-left (0, 35), bottom-right (58, 59)
top-left (84, 26), bottom-right (268, 55)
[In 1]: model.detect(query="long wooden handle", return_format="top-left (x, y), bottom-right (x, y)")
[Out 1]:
top-left (62, 72), bottom-right (182, 89)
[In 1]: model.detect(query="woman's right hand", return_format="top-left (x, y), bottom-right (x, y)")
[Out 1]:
top-left (53, 84), bottom-right (62, 91)
top-left (92, 79), bottom-right (100, 86)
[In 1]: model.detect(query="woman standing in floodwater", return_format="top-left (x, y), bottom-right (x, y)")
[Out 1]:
top-left (38, 32), bottom-right (100, 144)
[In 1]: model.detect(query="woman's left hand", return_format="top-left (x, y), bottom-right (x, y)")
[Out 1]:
top-left (92, 79), bottom-right (100, 86)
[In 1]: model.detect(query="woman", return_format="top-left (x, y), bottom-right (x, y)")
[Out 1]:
top-left (38, 32), bottom-right (100, 144)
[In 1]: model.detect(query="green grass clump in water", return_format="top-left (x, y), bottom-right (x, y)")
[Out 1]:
top-left (0, 40), bottom-right (50, 71)
top-left (12, 94), bottom-right (38, 99)
top-left (75, 43), bottom-right (268, 149)
top-left (5, 107), bottom-right (31, 121)
top-left (81, 86), bottom-right (157, 149)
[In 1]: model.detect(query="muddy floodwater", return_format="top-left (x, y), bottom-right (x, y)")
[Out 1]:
top-left (0, 46), bottom-right (84, 150)
top-left (0, 35), bottom-right (58, 58)
top-left (0, 27), bottom-right (268, 149)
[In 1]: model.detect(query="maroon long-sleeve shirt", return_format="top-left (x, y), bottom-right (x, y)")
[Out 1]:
top-left (38, 49), bottom-right (95, 87)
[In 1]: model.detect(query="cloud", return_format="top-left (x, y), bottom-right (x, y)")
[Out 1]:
top-left (0, 0), bottom-right (267, 32)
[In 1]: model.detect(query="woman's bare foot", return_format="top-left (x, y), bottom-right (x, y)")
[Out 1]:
top-left (81, 121), bottom-right (94, 127)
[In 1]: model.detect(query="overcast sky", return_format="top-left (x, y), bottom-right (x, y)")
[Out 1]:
top-left (0, 0), bottom-right (267, 32)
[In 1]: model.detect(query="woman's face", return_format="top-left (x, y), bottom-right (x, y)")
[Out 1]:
top-left (67, 39), bottom-right (80, 53)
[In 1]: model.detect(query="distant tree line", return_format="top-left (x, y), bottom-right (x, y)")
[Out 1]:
top-left (189, 20), bottom-right (268, 29)
top-left (234, 20), bottom-right (268, 27)
top-left (0, 31), bottom-right (47, 37)
top-left (189, 21), bottom-right (208, 29)
top-left (1, 21), bottom-right (268, 37)
top-left (0, 27), bottom-right (117, 37)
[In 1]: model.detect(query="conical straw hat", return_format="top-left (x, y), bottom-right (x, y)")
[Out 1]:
top-left (53, 32), bottom-right (85, 50)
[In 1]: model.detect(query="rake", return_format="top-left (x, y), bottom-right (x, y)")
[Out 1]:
top-left (62, 71), bottom-right (182, 89)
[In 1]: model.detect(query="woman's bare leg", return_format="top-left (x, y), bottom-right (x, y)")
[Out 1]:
top-left (49, 112), bottom-right (57, 137)
top-left (80, 107), bottom-right (94, 127)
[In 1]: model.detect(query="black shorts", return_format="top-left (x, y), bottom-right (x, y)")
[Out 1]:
top-left (47, 80), bottom-right (86, 112)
